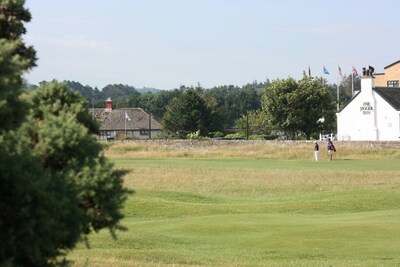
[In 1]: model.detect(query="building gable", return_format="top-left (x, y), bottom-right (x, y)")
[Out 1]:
top-left (337, 75), bottom-right (400, 141)
top-left (337, 91), bottom-right (360, 112)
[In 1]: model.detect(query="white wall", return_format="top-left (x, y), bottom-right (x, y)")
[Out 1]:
top-left (375, 97), bottom-right (400, 140)
top-left (337, 77), bottom-right (400, 141)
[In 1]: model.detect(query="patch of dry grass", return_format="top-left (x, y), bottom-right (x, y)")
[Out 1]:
top-left (121, 162), bottom-right (400, 198)
top-left (103, 140), bottom-right (400, 160)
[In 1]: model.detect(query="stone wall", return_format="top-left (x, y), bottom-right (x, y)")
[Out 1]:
top-left (111, 139), bottom-right (400, 149)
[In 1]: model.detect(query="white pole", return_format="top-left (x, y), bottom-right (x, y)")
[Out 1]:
top-left (337, 77), bottom-right (340, 111)
top-left (351, 71), bottom-right (354, 96)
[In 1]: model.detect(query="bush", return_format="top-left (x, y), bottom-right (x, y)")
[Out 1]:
top-left (208, 131), bottom-right (224, 138)
top-left (225, 133), bottom-right (246, 140)
top-left (187, 130), bottom-right (211, 140)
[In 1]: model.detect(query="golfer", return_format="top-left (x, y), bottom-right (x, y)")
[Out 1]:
top-left (314, 141), bottom-right (319, 162)
top-left (327, 138), bottom-right (335, 160)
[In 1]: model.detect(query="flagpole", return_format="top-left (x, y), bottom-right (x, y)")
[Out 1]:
top-left (337, 66), bottom-right (341, 111)
top-left (337, 76), bottom-right (340, 111)
top-left (351, 71), bottom-right (354, 96)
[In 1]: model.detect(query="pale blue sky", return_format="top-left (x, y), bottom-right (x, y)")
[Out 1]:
top-left (24, 0), bottom-right (400, 90)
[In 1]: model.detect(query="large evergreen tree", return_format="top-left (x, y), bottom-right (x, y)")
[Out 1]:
top-left (23, 81), bottom-right (128, 236)
top-left (0, 0), bottom-right (36, 132)
top-left (0, 0), bottom-right (36, 69)
top-left (0, 1), bottom-right (129, 266)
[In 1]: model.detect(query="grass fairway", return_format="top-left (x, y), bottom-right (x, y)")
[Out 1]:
top-left (70, 142), bottom-right (400, 266)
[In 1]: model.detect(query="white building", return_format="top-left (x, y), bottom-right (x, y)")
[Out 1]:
top-left (336, 71), bottom-right (400, 141)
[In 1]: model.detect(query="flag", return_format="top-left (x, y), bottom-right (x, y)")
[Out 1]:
top-left (125, 111), bottom-right (131, 121)
top-left (323, 65), bottom-right (329, 75)
top-left (308, 66), bottom-right (311, 77)
top-left (338, 66), bottom-right (343, 78)
top-left (352, 66), bottom-right (358, 77)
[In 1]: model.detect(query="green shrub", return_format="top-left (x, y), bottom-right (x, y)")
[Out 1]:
top-left (209, 131), bottom-right (224, 138)
top-left (187, 130), bottom-right (211, 140)
top-left (224, 132), bottom-right (246, 140)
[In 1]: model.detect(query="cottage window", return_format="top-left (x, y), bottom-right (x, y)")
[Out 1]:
top-left (387, 80), bottom-right (399, 87)
top-left (99, 131), bottom-right (108, 140)
top-left (140, 129), bottom-right (149, 136)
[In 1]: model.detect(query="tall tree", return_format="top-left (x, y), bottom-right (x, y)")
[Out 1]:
top-left (24, 82), bottom-right (128, 236)
top-left (162, 89), bottom-right (222, 138)
top-left (0, 0), bottom-right (36, 68)
top-left (0, 1), bottom-right (129, 266)
top-left (127, 89), bottom-right (183, 118)
top-left (0, 39), bottom-right (29, 132)
top-left (262, 76), bottom-right (335, 139)
top-left (127, 88), bottom-right (142, 107)
top-left (0, 0), bottom-right (36, 132)
top-left (205, 84), bottom-right (262, 129)
top-left (235, 109), bottom-right (271, 136)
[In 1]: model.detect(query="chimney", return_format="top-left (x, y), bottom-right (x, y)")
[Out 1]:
top-left (105, 97), bottom-right (113, 111)
top-left (360, 66), bottom-right (375, 93)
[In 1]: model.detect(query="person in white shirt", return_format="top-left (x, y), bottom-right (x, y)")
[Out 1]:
top-left (314, 141), bottom-right (319, 162)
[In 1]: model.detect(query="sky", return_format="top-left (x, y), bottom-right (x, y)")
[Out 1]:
top-left (24, 0), bottom-right (400, 90)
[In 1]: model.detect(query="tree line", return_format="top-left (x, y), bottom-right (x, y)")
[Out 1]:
top-left (33, 74), bottom-right (360, 140)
